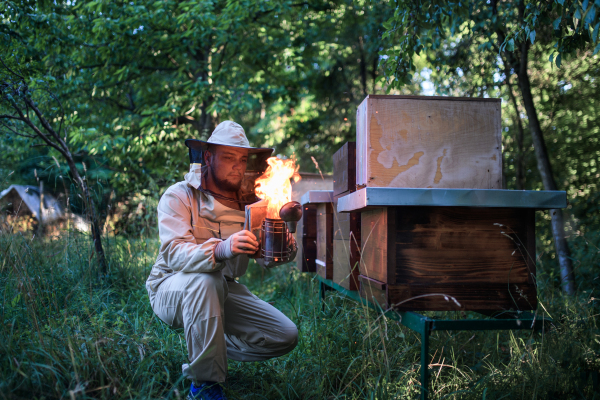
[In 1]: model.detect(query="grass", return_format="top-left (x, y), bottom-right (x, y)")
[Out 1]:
top-left (0, 227), bottom-right (599, 399)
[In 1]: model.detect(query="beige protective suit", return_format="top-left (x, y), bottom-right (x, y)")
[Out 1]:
top-left (146, 164), bottom-right (298, 383)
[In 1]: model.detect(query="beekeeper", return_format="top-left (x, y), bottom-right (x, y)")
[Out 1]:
top-left (146, 121), bottom-right (298, 400)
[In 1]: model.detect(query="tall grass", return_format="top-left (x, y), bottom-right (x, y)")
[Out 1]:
top-left (0, 228), bottom-right (599, 399)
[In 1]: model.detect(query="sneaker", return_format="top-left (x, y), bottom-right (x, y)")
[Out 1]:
top-left (187, 382), bottom-right (227, 400)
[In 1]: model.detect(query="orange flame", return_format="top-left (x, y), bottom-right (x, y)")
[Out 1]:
top-left (255, 157), bottom-right (300, 219)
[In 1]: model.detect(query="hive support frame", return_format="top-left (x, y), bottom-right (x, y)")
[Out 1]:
top-left (316, 276), bottom-right (551, 400)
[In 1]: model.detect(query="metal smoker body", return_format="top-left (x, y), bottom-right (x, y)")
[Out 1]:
top-left (260, 201), bottom-right (302, 264)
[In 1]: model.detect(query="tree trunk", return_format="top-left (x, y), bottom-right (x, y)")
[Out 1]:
top-left (506, 80), bottom-right (526, 190)
top-left (0, 61), bottom-right (108, 276)
top-left (65, 158), bottom-right (108, 275)
top-left (38, 180), bottom-right (44, 236)
top-left (516, 41), bottom-right (575, 295)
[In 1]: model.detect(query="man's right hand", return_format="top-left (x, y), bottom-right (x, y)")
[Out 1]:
top-left (229, 230), bottom-right (259, 256)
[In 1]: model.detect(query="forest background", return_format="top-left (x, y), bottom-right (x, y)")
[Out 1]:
top-left (1, 0), bottom-right (600, 399)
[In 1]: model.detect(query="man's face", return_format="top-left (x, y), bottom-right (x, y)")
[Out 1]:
top-left (205, 145), bottom-right (249, 192)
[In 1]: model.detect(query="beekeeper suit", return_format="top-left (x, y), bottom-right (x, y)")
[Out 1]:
top-left (146, 121), bottom-right (298, 388)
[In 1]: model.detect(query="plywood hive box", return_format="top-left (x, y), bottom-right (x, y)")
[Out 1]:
top-left (356, 95), bottom-right (502, 189)
top-left (332, 142), bottom-right (361, 291)
top-left (295, 203), bottom-right (317, 273)
top-left (339, 94), bottom-right (568, 312)
top-left (297, 191), bottom-right (333, 275)
top-left (358, 205), bottom-right (537, 311)
top-left (316, 203), bottom-right (334, 280)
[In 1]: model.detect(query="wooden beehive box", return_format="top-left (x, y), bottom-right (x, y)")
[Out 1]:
top-left (297, 191), bottom-right (333, 276)
top-left (316, 202), bottom-right (334, 280)
top-left (356, 95), bottom-right (502, 189)
top-left (332, 142), bottom-right (361, 290)
top-left (338, 187), bottom-right (568, 311)
top-left (295, 203), bottom-right (317, 273)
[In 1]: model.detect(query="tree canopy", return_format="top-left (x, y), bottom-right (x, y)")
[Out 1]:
top-left (1, 0), bottom-right (599, 290)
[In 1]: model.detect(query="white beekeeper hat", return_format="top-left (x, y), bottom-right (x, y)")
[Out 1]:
top-left (185, 121), bottom-right (273, 171)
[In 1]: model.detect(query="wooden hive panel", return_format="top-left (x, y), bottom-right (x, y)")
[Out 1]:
top-left (295, 203), bottom-right (317, 273)
top-left (332, 199), bottom-right (361, 291)
top-left (332, 142), bottom-right (361, 290)
top-left (333, 142), bottom-right (356, 197)
top-left (316, 203), bottom-right (334, 280)
top-left (359, 206), bottom-right (537, 311)
top-left (356, 95), bottom-right (502, 189)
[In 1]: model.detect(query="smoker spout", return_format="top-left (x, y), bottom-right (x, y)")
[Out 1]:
top-left (285, 221), bottom-right (298, 233)
top-left (279, 201), bottom-right (302, 234)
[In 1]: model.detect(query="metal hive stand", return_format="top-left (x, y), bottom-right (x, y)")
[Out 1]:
top-left (316, 275), bottom-right (551, 400)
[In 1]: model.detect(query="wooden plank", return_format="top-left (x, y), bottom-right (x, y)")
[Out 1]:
top-left (359, 208), bottom-right (395, 284)
top-left (386, 283), bottom-right (537, 311)
top-left (357, 95), bottom-right (502, 189)
top-left (394, 207), bottom-right (533, 285)
top-left (316, 259), bottom-right (333, 280)
top-left (333, 239), bottom-right (360, 291)
top-left (316, 203), bottom-right (334, 267)
top-left (295, 237), bottom-right (317, 273)
top-left (526, 208), bottom-right (537, 284)
top-left (295, 203), bottom-right (317, 273)
top-left (359, 275), bottom-right (387, 307)
top-left (359, 277), bottom-right (536, 311)
top-left (300, 203), bottom-right (317, 238)
top-left (356, 99), bottom-right (369, 187)
top-left (359, 94), bottom-right (501, 103)
top-left (333, 142), bottom-right (356, 197)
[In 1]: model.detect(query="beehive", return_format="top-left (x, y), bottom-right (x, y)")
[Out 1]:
top-left (296, 191), bottom-right (333, 276)
top-left (332, 142), bottom-right (361, 290)
top-left (356, 95), bottom-right (502, 190)
top-left (316, 202), bottom-right (334, 280)
top-left (338, 187), bottom-right (567, 311)
top-left (337, 94), bottom-right (568, 311)
top-left (295, 203), bottom-right (317, 273)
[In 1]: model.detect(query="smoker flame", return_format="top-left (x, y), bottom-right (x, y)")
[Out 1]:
top-left (255, 157), bottom-right (300, 219)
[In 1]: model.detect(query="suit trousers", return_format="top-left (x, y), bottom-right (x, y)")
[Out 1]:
top-left (147, 270), bottom-right (298, 383)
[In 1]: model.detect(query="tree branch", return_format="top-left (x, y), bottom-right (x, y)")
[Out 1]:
top-left (0, 120), bottom-right (36, 138)
top-left (0, 56), bottom-right (25, 82)
top-left (23, 96), bottom-right (71, 153)
top-left (0, 114), bottom-right (24, 121)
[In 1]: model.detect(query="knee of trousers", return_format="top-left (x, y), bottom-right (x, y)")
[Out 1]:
top-left (180, 271), bottom-right (226, 317)
top-left (277, 321), bottom-right (299, 353)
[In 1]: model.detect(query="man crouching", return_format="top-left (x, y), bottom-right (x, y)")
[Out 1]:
top-left (146, 121), bottom-right (298, 400)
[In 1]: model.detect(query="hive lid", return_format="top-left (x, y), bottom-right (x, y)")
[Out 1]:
top-left (337, 187), bottom-right (567, 212)
top-left (300, 190), bottom-right (334, 205)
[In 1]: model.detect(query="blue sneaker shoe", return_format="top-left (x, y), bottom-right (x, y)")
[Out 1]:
top-left (187, 382), bottom-right (227, 400)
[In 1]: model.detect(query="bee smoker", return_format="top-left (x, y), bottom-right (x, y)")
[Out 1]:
top-left (260, 201), bottom-right (302, 264)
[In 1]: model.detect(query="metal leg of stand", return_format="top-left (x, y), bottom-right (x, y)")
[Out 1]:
top-left (420, 328), bottom-right (430, 400)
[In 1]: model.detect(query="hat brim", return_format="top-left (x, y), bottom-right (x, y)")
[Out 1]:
top-left (185, 139), bottom-right (273, 173)
top-left (185, 139), bottom-right (273, 155)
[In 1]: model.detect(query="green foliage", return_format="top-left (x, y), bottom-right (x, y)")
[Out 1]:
top-left (379, 0), bottom-right (600, 87)
top-left (1, 0), bottom-right (401, 206)
top-left (1, 231), bottom-right (599, 399)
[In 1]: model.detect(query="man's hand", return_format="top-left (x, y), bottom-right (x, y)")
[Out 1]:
top-left (229, 230), bottom-right (259, 256)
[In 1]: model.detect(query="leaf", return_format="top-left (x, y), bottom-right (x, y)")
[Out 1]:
top-left (556, 53), bottom-right (562, 67)
top-left (11, 293), bottom-right (21, 307)
top-left (594, 42), bottom-right (600, 55)
top-left (507, 38), bottom-right (515, 52)
top-left (549, 53), bottom-right (555, 63)
top-left (530, 30), bottom-right (536, 44)
top-left (553, 17), bottom-right (562, 30)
